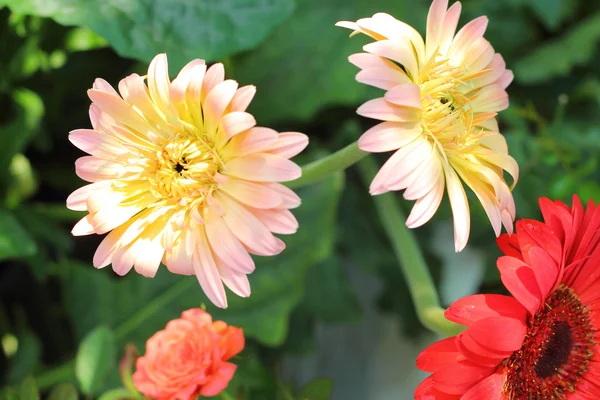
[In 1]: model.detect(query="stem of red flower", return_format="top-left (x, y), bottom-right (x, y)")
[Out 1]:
top-left (358, 156), bottom-right (464, 337)
top-left (287, 141), bottom-right (367, 189)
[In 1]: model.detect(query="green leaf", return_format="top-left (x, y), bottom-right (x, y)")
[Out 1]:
top-left (62, 172), bottom-right (344, 347)
top-left (0, 0), bottom-right (295, 71)
top-left (0, 89), bottom-right (44, 190)
top-left (577, 181), bottom-right (600, 203)
top-left (18, 376), bottom-right (39, 400)
top-left (5, 154), bottom-right (38, 208)
top-left (7, 333), bottom-right (41, 384)
top-left (0, 209), bottom-right (37, 261)
top-left (47, 384), bottom-right (78, 400)
top-left (97, 388), bottom-right (138, 400)
top-left (233, 0), bottom-right (429, 123)
top-left (296, 378), bottom-right (333, 400)
top-left (301, 258), bottom-right (361, 323)
top-left (529, 0), bottom-right (574, 31)
top-left (75, 326), bottom-right (117, 395)
top-left (515, 12), bottom-right (600, 83)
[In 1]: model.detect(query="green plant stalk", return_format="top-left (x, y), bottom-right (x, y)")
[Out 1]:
top-left (35, 278), bottom-right (196, 391)
top-left (358, 156), bottom-right (464, 337)
top-left (287, 141), bottom-right (366, 189)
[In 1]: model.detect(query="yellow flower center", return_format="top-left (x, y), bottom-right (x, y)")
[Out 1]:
top-left (418, 58), bottom-right (487, 155)
top-left (147, 130), bottom-right (221, 204)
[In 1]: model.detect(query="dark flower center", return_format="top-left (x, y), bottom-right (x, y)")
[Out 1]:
top-left (504, 285), bottom-right (596, 399)
top-left (174, 161), bottom-right (186, 173)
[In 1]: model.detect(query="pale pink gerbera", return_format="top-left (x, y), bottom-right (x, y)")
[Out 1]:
top-left (66, 54), bottom-right (308, 308)
top-left (337, 0), bottom-right (518, 251)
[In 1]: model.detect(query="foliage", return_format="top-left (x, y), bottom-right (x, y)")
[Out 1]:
top-left (0, 0), bottom-right (599, 398)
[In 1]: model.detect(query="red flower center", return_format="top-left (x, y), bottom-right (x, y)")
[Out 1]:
top-left (503, 284), bottom-right (596, 399)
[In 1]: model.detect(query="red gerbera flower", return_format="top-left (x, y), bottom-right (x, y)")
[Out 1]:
top-left (415, 195), bottom-right (600, 399)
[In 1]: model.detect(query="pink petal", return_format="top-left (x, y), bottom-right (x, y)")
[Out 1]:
top-left (358, 121), bottom-right (422, 153)
top-left (204, 211), bottom-right (256, 274)
top-left (450, 16), bottom-right (488, 60)
top-left (406, 175), bottom-right (444, 228)
top-left (185, 64), bottom-right (208, 127)
top-left (496, 70), bottom-right (514, 89)
top-left (522, 246), bottom-right (558, 301)
top-left (267, 132), bottom-right (309, 159)
top-left (426, 0), bottom-right (449, 58)
top-left (252, 208), bottom-right (299, 235)
top-left (200, 63), bottom-right (225, 103)
top-left (72, 215), bottom-right (95, 236)
top-left (471, 84), bottom-right (508, 112)
top-left (356, 66), bottom-right (411, 90)
top-left (203, 80), bottom-right (239, 137)
top-left (217, 111), bottom-right (256, 142)
top-left (112, 245), bottom-right (136, 276)
top-left (132, 238), bottom-right (164, 278)
top-left (87, 89), bottom-right (154, 137)
top-left (148, 54), bottom-right (176, 123)
top-left (221, 127), bottom-right (278, 158)
top-left (384, 83), bottom-right (422, 109)
top-left (444, 165), bottom-right (470, 252)
top-left (169, 59), bottom-right (206, 106)
top-left (265, 183), bottom-right (301, 209)
top-left (75, 156), bottom-right (125, 182)
top-left (92, 78), bottom-right (119, 96)
top-left (219, 179), bottom-right (282, 209)
top-left (357, 97), bottom-right (418, 122)
top-left (370, 137), bottom-right (432, 195)
top-left (229, 85), bottom-right (256, 112)
top-left (193, 230), bottom-right (228, 308)
top-left (215, 192), bottom-right (283, 256)
top-left (224, 153), bottom-right (301, 182)
top-left (363, 40), bottom-right (419, 79)
top-left (66, 181), bottom-right (109, 211)
top-left (69, 129), bottom-right (127, 158)
top-left (439, 2), bottom-right (462, 55)
top-left (217, 262), bottom-right (251, 298)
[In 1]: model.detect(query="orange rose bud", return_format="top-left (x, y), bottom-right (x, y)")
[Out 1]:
top-left (132, 308), bottom-right (244, 399)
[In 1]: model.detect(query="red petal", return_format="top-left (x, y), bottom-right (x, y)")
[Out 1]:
top-left (461, 372), bottom-right (506, 400)
top-left (515, 219), bottom-right (562, 264)
top-left (432, 360), bottom-right (495, 395)
top-left (416, 337), bottom-right (461, 373)
top-left (497, 256), bottom-right (542, 315)
top-left (445, 294), bottom-right (527, 326)
top-left (456, 332), bottom-right (510, 367)
top-left (414, 376), bottom-right (461, 400)
top-left (497, 233), bottom-right (522, 260)
top-left (523, 246), bottom-right (559, 300)
top-left (466, 316), bottom-right (526, 353)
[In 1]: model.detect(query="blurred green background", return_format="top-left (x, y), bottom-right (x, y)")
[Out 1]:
top-left (0, 0), bottom-right (600, 398)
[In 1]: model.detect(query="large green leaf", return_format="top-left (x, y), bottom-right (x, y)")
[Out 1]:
top-left (61, 172), bottom-right (344, 347)
top-left (233, 0), bottom-right (429, 123)
top-left (75, 326), bottom-right (117, 395)
top-left (515, 12), bottom-right (600, 84)
top-left (0, 89), bottom-right (43, 190)
top-left (0, 0), bottom-right (295, 71)
top-left (0, 209), bottom-right (37, 261)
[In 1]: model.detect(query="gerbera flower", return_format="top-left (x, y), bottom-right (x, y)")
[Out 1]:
top-left (66, 54), bottom-right (308, 308)
top-left (415, 195), bottom-right (600, 399)
top-left (337, 0), bottom-right (518, 251)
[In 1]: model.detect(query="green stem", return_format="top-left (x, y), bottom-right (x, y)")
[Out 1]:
top-left (287, 141), bottom-right (366, 189)
top-left (358, 157), bottom-right (464, 337)
top-left (219, 391), bottom-right (236, 400)
top-left (35, 278), bottom-right (197, 391)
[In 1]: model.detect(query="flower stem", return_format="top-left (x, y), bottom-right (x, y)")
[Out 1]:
top-left (287, 141), bottom-right (366, 189)
top-left (34, 277), bottom-right (197, 391)
top-left (358, 156), bottom-right (464, 337)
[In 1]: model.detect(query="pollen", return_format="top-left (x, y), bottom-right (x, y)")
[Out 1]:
top-left (504, 285), bottom-right (596, 399)
top-left (147, 130), bottom-right (222, 204)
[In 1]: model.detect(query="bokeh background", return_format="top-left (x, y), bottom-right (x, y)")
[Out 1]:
top-left (1, 0), bottom-right (599, 398)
